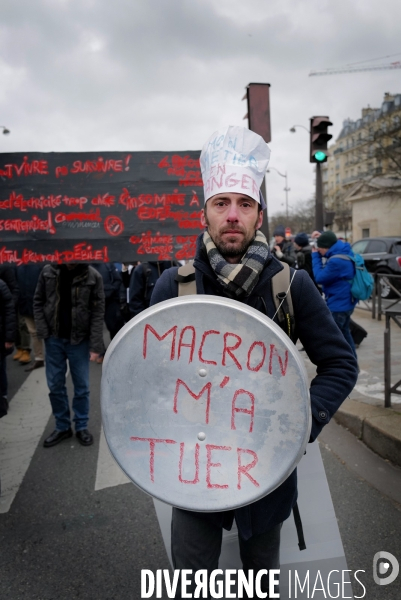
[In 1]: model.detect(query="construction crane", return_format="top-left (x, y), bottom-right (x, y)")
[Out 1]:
top-left (309, 52), bottom-right (401, 76)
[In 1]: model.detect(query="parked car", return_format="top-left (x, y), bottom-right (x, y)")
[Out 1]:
top-left (352, 237), bottom-right (401, 298)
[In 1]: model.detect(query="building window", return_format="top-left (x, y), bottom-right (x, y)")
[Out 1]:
top-left (362, 228), bottom-right (370, 238)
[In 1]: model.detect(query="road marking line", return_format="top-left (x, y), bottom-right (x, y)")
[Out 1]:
top-left (0, 370), bottom-right (51, 514)
top-left (95, 427), bottom-right (130, 491)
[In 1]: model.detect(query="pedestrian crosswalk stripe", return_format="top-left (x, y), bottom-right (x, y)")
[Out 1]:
top-left (95, 427), bottom-right (130, 491)
top-left (0, 370), bottom-right (51, 514)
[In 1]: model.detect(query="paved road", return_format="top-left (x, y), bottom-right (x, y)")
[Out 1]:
top-left (1, 356), bottom-right (401, 599)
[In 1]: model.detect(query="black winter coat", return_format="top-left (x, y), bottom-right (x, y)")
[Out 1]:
top-left (0, 279), bottom-right (16, 353)
top-left (33, 264), bottom-right (105, 354)
top-left (0, 266), bottom-right (19, 306)
top-left (16, 265), bottom-right (44, 317)
top-left (91, 263), bottom-right (126, 304)
top-left (295, 245), bottom-right (316, 284)
top-left (271, 239), bottom-right (296, 267)
top-left (150, 234), bottom-right (358, 540)
top-left (129, 261), bottom-right (175, 317)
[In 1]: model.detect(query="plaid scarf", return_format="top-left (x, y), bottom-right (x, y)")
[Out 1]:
top-left (203, 229), bottom-right (269, 298)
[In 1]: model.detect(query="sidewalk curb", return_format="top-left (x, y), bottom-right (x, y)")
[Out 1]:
top-left (334, 398), bottom-right (401, 467)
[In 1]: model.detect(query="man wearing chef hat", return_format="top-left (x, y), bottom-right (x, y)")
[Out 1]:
top-left (150, 126), bottom-right (358, 596)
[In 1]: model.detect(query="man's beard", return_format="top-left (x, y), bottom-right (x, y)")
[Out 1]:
top-left (204, 215), bottom-right (259, 259)
top-left (213, 232), bottom-right (253, 258)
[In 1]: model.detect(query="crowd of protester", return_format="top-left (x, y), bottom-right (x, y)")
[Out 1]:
top-left (0, 231), bottom-right (361, 440)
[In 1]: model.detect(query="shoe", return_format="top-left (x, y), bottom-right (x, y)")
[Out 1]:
top-left (18, 350), bottom-right (31, 364)
top-left (25, 360), bottom-right (45, 372)
top-left (76, 429), bottom-right (94, 446)
top-left (13, 348), bottom-right (23, 361)
top-left (43, 428), bottom-right (73, 447)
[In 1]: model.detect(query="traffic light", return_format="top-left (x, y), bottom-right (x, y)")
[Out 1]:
top-left (309, 116), bottom-right (332, 163)
top-left (243, 83), bottom-right (271, 143)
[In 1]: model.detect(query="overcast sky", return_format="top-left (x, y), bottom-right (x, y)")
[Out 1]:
top-left (1, 0), bottom-right (400, 215)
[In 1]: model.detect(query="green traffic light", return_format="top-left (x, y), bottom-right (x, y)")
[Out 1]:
top-left (314, 151), bottom-right (327, 162)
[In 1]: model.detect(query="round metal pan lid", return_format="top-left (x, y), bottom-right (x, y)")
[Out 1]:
top-left (101, 295), bottom-right (311, 512)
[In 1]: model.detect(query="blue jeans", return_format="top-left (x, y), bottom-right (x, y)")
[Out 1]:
top-left (331, 310), bottom-right (357, 358)
top-left (171, 508), bottom-right (281, 598)
top-left (44, 337), bottom-right (90, 431)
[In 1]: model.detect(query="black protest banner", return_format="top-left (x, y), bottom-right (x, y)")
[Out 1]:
top-left (0, 151), bottom-right (203, 264)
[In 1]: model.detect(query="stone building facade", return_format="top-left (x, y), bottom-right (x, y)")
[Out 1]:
top-left (322, 92), bottom-right (401, 241)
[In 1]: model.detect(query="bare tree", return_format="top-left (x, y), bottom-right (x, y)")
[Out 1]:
top-left (269, 198), bottom-right (315, 238)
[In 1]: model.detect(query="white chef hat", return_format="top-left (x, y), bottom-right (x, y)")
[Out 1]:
top-left (200, 126), bottom-right (271, 206)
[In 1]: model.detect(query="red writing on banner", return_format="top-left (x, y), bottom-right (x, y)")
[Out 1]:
top-left (54, 209), bottom-right (102, 223)
top-left (143, 323), bottom-right (289, 376)
top-left (91, 193), bottom-right (115, 207)
top-left (0, 243), bottom-right (109, 266)
top-left (130, 436), bottom-right (260, 489)
top-left (158, 155), bottom-right (203, 187)
top-left (0, 212), bottom-right (56, 234)
top-left (104, 215), bottom-right (124, 236)
top-left (0, 192), bottom-right (88, 212)
top-left (55, 155), bottom-right (131, 178)
top-left (137, 205), bottom-right (202, 229)
top-left (129, 231), bottom-right (174, 260)
top-left (175, 235), bottom-right (197, 260)
top-left (119, 189), bottom-right (186, 210)
top-left (0, 157), bottom-right (48, 179)
top-left (128, 233), bottom-right (197, 261)
top-left (70, 158), bottom-right (124, 174)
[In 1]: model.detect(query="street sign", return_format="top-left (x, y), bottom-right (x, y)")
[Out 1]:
top-left (101, 296), bottom-right (311, 511)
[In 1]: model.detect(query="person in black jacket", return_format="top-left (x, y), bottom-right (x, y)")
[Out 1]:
top-left (33, 263), bottom-right (105, 447)
top-left (128, 261), bottom-right (176, 318)
top-left (92, 263), bottom-right (126, 363)
top-left (149, 126), bottom-right (358, 597)
top-left (16, 265), bottom-right (45, 371)
top-left (0, 280), bottom-right (17, 417)
top-left (271, 225), bottom-right (296, 266)
top-left (0, 267), bottom-right (24, 364)
top-left (294, 232), bottom-right (316, 284)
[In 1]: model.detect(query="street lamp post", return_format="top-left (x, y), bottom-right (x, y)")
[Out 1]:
top-left (289, 124), bottom-right (310, 134)
top-left (267, 167), bottom-right (290, 219)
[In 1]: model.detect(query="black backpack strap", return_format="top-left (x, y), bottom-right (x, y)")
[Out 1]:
top-left (293, 501), bottom-right (306, 551)
top-left (175, 261), bottom-right (196, 296)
